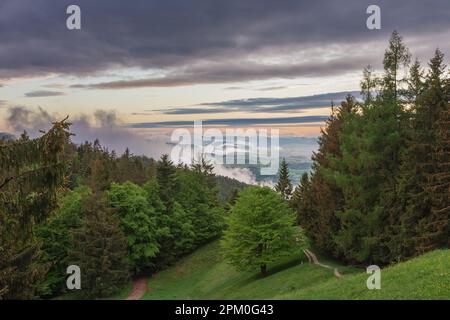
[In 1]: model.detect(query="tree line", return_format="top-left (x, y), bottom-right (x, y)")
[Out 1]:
top-left (290, 31), bottom-right (449, 265)
top-left (1, 133), bottom-right (228, 299)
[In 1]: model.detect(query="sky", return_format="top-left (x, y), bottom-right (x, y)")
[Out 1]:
top-left (0, 0), bottom-right (450, 144)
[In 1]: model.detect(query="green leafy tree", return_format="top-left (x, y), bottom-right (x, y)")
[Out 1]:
top-left (222, 187), bottom-right (306, 275)
top-left (107, 182), bottom-right (160, 273)
top-left (35, 186), bottom-right (91, 297)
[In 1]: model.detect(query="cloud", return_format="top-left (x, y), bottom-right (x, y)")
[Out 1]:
top-left (128, 115), bottom-right (329, 128)
top-left (2, 106), bottom-right (170, 158)
top-left (24, 90), bottom-right (66, 97)
top-left (201, 91), bottom-right (360, 107)
top-left (5, 106), bottom-right (53, 132)
top-left (70, 58), bottom-right (372, 90)
top-left (155, 91), bottom-right (360, 115)
top-left (213, 165), bottom-right (273, 186)
top-left (0, 0), bottom-right (449, 84)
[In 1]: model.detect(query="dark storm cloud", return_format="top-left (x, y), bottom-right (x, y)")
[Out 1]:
top-left (155, 91), bottom-right (360, 114)
top-left (24, 90), bottom-right (66, 97)
top-left (128, 115), bottom-right (329, 128)
top-left (71, 58), bottom-right (370, 89)
top-left (1, 0), bottom-right (449, 83)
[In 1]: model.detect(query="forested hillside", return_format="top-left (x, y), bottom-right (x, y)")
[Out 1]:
top-left (0, 134), bottom-right (242, 299)
top-left (0, 31), bottom-right (448, 300)
top-left (291, 31), bottom-right (450, 265)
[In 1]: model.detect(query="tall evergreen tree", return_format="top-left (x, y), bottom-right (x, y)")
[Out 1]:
top-left (418, 49), bottom-right (450, 251)
top-left (382, 30), bottom-right (411, 101)
top-left (157, 154), bottom-right (178, 213)
top-left (275, 158), bottom-right (293, 200)
top-left (0, 119), bottom-right (71, 299)
top-left (360, 65), bottom-right (379, 105)
top-left (309, 96), bottom-right (357, 255)
top-left (69, 194), bottom-right (129, 299)
top-left (332, 32), bottom-right (410, 263)
top-left (291, 173), bottom-right (314, 228)
top-left (390, 50), bottom-right (449, 258)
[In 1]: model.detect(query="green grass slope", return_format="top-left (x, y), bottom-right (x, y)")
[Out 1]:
top-left (278, 249), bottom-right (449, 300)
top-left (142, 241), bottom-right (449, 300)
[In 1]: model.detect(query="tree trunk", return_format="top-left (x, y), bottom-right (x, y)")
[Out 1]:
top-left (260, 264), bottom-right (267, 276)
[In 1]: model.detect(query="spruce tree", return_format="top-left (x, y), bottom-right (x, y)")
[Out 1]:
top-left (309, 96), bottom-right (357, 255)
top-left (157, 154), bottom-right (177, 212)
top-left (0, 119), bottom-right (71, 299)
top-left (418, 49), bottom-right (450, 251)
top-left (291, 173), bottom-right (314, 228)
top-left (382, 30), bottom-right (411, 101)
top-left (275, 158), bottom-right (293, 200)
top-left (333, 32), bottom-right (410, 263)
top-left (69, 194), bottom-right (129, 299)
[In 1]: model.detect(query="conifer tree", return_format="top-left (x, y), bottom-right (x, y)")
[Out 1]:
top-left (418, 49), bottom-right (450, 251)
top-left (275, 158), bottom-right (293, 200)
top-left (69, 194), bottom-right (129, 299)
top-left (0, 119), bottom-right (71, 299)
top-left (332, 32), bottom-right (411, 263)
top-left (382, 30), bottom-right (411, 101)
top-left (153, 155), bottom-right (195, 265)
top-left (308, 97), bottom-right (357, 254)
top-left (406, 59), bottom-right (425, 103)
top-left (291, 173), bottom-right (314, 227)
top-left (157, 154), bottom-right (178, 212)
top-left (360, 65), bottom-right (379, 105)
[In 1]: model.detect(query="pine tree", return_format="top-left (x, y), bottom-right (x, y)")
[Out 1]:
top-left (308, 96), bottom-right (357, 255)
top-left (177, 165), bottom-right (224, 245)
top-left (291, 173), bottom-right (314, 228)
top-left (69, 194), bottom-right (129, 299)
top-left (360, 65), bottom-right (379, 105)
top-left (153, 155), bottom-right (196, 266)
top-left (333, 32), bottom-right (410, 263)
top-left (0, 119), bottom-right (71, 299)
top-left (275, 158), bottom-right (293, 200)
top-left (417, 49), bottom-right (450, 251)
top-left (382, 30), bottom-right (411, 101)
top-left (157, 154), bottom-right (177, 212)
top-left (406, 59), bottom-right (425, 104)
